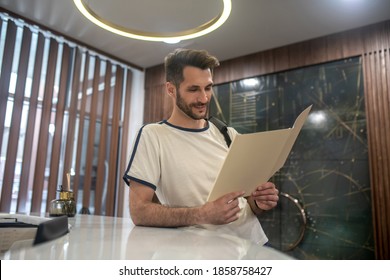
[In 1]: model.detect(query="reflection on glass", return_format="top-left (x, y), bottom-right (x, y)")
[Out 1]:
top-left (211, 57), bottom-right (374, 260)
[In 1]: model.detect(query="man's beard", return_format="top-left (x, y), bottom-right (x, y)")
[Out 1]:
top-left (176, 91), bottom-right (209, 120)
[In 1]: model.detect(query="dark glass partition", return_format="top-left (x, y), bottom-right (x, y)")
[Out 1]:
top-left (211, 57), bottom-right (374, 259)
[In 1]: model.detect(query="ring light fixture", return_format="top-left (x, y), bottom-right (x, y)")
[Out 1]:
top-left (73, 0), bottom-right (232, 43)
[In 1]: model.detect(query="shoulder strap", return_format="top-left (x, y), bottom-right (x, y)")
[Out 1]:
top-left (208, 116), bottom-right (232, 147)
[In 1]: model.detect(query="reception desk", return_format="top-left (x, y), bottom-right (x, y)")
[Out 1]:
top-left (1, 214), bottom-right (292, 260)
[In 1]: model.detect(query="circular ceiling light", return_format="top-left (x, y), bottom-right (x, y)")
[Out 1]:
top-left (73, 0), bottom-right (232, 42)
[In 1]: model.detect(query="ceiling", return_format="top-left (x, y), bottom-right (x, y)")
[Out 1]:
top-left (1, 0), bottom-right (390, 70)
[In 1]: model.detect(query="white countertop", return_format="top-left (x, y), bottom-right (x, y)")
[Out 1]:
top-left (1, 213), bottom-right (293, 260)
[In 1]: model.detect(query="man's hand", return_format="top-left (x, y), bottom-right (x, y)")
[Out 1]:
top-left (247, 182), bottom-right (279, 214)
top-left (199, 191), bottom-right (245, 225)
top-left (129, 180), bottom-right (245, 227)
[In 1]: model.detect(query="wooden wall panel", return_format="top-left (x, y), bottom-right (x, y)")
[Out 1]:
top-left (0, 22), bottom-right (17, 211)
top-left (106, 67), bottom-right (124, 216)
top-left (73, 53), bottom-right (89, 205)
top-left (31, 38), bottom-right (58, 213)
top-left (361, 21), bottom-right (390, 260)
top-left (0, 21), bottom-right (16, 146)
top-left (1, 26), bottom-right (31, 212)
top-left (46, 44), bottom-right (72, 212)
top-left (273, 47), bottom-right (290, 75)
top-left (143, 84), bottom-right (170, 124)
top-left (257, 49), bottom-right (275, 76)
top-left (339, 28), bottom-right (363, 57)
top-left (61, 49), bottom-right (82, 188)
top-left (94, 61), bottom-right (112, 215)
top-left (363, 48), bottom-right (390, 260)
top-left (82, 57), bottom-right (101, 211)
top-left (17, 33), bottom-right (45, 213)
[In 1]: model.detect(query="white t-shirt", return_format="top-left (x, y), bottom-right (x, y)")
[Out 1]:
top-left (124, 120), bottom-right (268, 245)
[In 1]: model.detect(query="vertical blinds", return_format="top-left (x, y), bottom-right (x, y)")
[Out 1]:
top-left (0, 13), bottom-right (132, 216)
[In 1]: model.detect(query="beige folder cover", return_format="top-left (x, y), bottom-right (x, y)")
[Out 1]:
top-left (207, 105), bottom-right (312, 201)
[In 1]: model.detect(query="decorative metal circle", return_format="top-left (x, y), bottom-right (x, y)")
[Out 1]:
top-left (279, 192), bottom-right (307, 250)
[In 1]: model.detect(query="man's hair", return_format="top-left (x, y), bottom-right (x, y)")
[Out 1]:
top-left (164, 48), bottom-right (220, 88)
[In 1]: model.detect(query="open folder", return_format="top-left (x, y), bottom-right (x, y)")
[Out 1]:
top-left (207, 105), bottom-right (312, 201)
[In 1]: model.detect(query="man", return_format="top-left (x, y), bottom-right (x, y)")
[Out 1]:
top-left (123, 49), bottom-right (279, 245)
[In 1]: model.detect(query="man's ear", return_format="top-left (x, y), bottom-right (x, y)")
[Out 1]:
top-left (166, 82), bottom-right (176, 98)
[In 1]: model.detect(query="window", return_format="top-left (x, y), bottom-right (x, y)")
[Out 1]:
top-left (0, 12), bottom-right (133, 216)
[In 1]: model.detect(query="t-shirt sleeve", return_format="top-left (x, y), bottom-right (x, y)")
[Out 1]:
top-left (123, 125), bottom-right (160, 190)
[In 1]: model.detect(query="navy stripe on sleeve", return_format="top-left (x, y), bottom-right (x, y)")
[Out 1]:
top-left (122, 123), bottom-right (161, 190)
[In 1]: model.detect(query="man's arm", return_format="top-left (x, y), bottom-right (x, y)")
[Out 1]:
top-left (129, 180), bottom-right (245, 227)
top-left (246, 182), bottom-right (279, 215)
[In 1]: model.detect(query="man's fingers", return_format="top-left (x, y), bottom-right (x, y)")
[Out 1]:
top-left (225, 205), bottom-right (241, 222)
top-left (262, 185), bottom-right (276, 192)
top-left (253, 183), bottom-right (279, 196)
top-left (224, 190), bottom-right (245, 203)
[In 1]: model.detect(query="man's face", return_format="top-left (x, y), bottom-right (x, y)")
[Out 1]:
top-left (174, 66), bottom-right (214, 120)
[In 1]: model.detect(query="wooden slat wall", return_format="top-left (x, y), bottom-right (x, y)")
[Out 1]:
top-left (61, 48), bottom-right (82, 187)
top-left (0, 21), bottom-right (17, 212)
top-left (1, 14), bottom-right (135, 218)
top-left (213, 27), bottom-right (365, 85)
top-left (82, 56), bottom-right (101, 211)
top-left (72, 53), bottom-right (89, 205)
top-left (94, 61), bottom-right (112, 215)
top-left (0, 21), bottom-right (16, 163)
top-left (143, 64), bottom-right (172, 124)
top-left (144, 84), bottom-right (171, 124)
top-left (363, 46), bottom-right (390, 259)
top-left (1, 26), bottom-right (31, 211)
top-left (106, 67), bottom-right (124, 216)
top-left (46, 44), bottom-right (72, 212)
top-left (17, 33), bottom-right (45, 213)
top-left (143, 20), bottom-right (390, 259)
top-left (31, 38), bottom-right (59, 213)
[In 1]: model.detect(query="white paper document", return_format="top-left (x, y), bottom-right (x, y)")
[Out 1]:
top-left (207, 105), bottom-right (312, 201)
